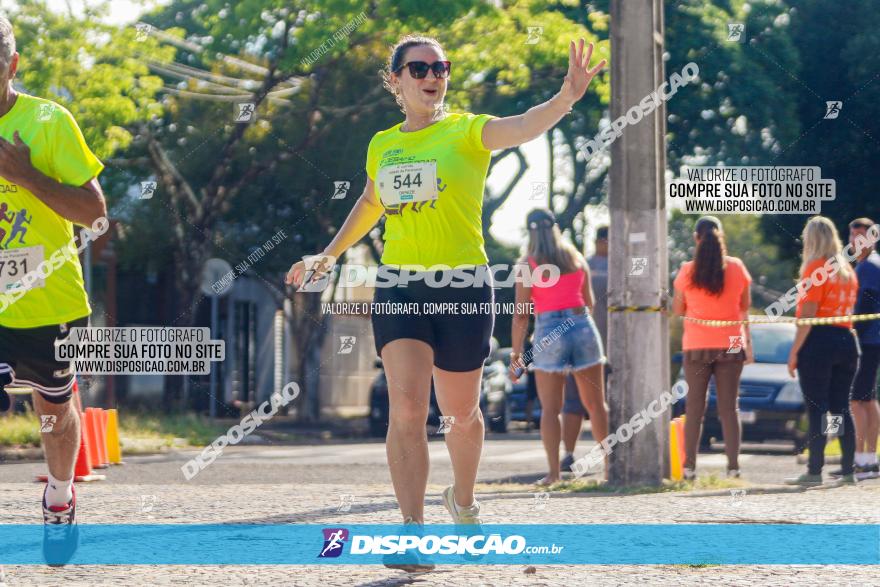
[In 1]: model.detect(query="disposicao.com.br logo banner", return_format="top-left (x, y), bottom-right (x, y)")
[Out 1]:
top-left (317, 526), bottom-right (562, 560)
top-left (2, 524), bottom-right (878, 565)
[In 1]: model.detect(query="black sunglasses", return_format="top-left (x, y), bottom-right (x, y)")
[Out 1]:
top-left (394, 60), bottom-right (452, 79)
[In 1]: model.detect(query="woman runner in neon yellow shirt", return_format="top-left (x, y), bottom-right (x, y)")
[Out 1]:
top-left (288, 33), bottom-right (604, 568)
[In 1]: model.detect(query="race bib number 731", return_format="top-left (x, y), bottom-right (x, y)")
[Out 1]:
top-left (376, 161), bottom-right (438, 206)
top-left (0, 246), bottom-right (45, 292)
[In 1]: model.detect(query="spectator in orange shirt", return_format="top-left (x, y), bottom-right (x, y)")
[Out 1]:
top-left (673, 216), bottom-right (753, 480)
top-left (785, 216), bottom-right (859, 486)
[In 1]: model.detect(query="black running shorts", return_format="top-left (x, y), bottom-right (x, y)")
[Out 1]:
top-left (371, 266), bottom-right (494, 372)
top-left (0, 316), bottom-right (89, 404)
top-left (851, 343), bottom-right (880, 402)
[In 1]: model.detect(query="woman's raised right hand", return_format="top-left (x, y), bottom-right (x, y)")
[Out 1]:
top-left (285, 259), bottom-right (307, 288)
top-left (285, 254), bottom-right (335, 289)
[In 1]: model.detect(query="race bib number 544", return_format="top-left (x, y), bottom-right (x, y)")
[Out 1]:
top-left (0, 246), bottom-right (45, 292)
top-left (377, 161), bottom-right (438, 206)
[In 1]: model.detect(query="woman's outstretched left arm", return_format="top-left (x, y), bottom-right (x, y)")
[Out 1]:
top-left (482, 39), bottom-right (606, 151)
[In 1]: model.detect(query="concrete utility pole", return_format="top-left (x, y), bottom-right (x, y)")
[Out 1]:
top-left (607, 0), bottom-right (670, 486)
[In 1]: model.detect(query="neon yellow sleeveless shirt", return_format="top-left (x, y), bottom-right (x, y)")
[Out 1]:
top-left (0, 94), bottom-right (104, 328)
top-left (366, 112), bottom-right (494, 269)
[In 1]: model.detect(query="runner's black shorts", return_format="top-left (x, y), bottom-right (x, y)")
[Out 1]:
top-left (371, 265), bottom-right (495, 372)
top-left (0, 316), bottom-right (89, 404)
top-left (851, 343), bottom-right (880, 401)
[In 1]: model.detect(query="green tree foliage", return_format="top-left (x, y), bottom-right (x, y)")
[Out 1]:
top-left (760, 0), bottom-right (880, 260)
top-left (109, 0), bottom-right (609, 414)
top-left (668, 209), bottom-right (796, 303)
top-left (9, 0), bottom-right (172, 159)
top-left (117, 0), bottom-right (606, 318)
top-left (549, 0), bottom-right (800, 245)
top-left (664, 0), bottom-right (800, 167)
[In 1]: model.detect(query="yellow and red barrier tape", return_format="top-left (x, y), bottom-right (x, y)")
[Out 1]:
top-left (608, 305), bottom-right (665, 313)
top-left (608, 304), bottom-right (880, 327)
top-left (681, 313), bottom-right (880, 327)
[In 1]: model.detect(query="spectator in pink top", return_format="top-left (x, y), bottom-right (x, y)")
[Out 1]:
top-left (510, 208), bottom-right (609, 485)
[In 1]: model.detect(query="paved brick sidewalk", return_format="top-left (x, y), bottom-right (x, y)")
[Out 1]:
top-left (2, 479), bottom-right (878, 586)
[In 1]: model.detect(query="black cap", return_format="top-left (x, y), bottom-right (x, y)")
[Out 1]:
top-left (695, 215), bottom-right (722, 234)
top-left (526, 208), bottom-right (556, 230)
top-left (596, 226), bottom-right (609, 241)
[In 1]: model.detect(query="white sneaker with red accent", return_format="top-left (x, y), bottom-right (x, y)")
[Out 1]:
top-left (42, 484), bottom-right (78, 566)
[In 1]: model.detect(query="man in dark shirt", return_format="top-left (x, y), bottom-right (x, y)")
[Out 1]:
top-left (844, 218), bottom-right (880, 479)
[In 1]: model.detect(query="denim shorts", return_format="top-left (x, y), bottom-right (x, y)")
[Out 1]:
top-left (530, 308), bottom-right (605, 373)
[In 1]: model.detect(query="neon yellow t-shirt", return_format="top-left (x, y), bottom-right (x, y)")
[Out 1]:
top-left (366, 112), bottom-right (495, 269)
top-left (0, 94), bottom-right (104, 328)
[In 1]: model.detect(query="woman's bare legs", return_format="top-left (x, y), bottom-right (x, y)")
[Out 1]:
top-left (572, 364), bottom-right (609, 477)
top-left (534, 370), bottom-right (566, 483)
top-left (683, 356), bottom-right (713, 470)
top-left (433, 365), bottom-right (485, 507)
top-left (713, 360), bottom-right (744, 471)
top-left (382, 339), bottom-right (434, 522)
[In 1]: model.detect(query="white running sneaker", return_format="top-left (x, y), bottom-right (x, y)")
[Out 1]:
top-left (441, 485), bottom-right (482, 524)
top-left (382, 517), bottom-right (435, 573)
top-left (683, 468), bottom-right (696, 481)
top-left (855, 463), bottom-right (879, 481)
top-left (727, 469), bottom-right (741, 479)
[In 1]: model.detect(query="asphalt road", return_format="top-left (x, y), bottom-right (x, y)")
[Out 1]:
top-left (1, 429), bottom-right (805, 488)
top-left (2, 432), bottom-right (876, 586)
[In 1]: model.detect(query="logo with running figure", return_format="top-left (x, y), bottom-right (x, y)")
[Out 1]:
top-left (727, 335), bottom-right (744, 354)
top-left (726, 23), bottom-right (746, 43)
top-left (432, 102), bottom-right (448, 120)
top-left (824, 101), bottom-right (842, 120)
top-left (38, 103), bottom-right (57, 122)
top-left (383, 198), bottom-right (438, 217)
top-left (533, 492), bottom-right (549, 510)
top-left (40, 415), bottom-right (57, 433)
top-left (382, 177), bottom-right (443, 217)
top-left (530, 182), bottom-right (549, 201)
top-left (337, 336), bottom-right (356, 354)
top-left (135, 23), bottom-right (152, 41)
top-left (140, 181), bottom-right (157, 200)
top-left (823, 414), bottom-right (843, 436)
top-left (437, 415), bottom-right (455, 434)
top-left (629, 257), bottom-right (648, 276)
top-left (525, 26), bottom-right (543, 44)
top-left (318, 528), bottom-right (349, 558)
top-left (140, 494), bottom-right (157, 513)
top-left (729, 488), bottom-right (746, 507)
top-left (0, 203), bottom-right (33, 249)
top-left (235, 102), bottom-right (256, 122)
top-left (336, 494), bottom-right (354, 513)
top-left (332, 181), bottom-right (350, 200)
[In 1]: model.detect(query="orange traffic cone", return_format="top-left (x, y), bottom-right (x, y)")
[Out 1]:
top-left (71, 414), bottom-right (105, 481)
top-left (85, 408), bottom-right (107, 469)
top-left (95, 409), bottom-right (109, 467)
top-left (75, 417), bottom-right (92, 478)
top-left (72, 380), bottom-right (83, 414)
top-left (106, 409), bottom-right (123, 464)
